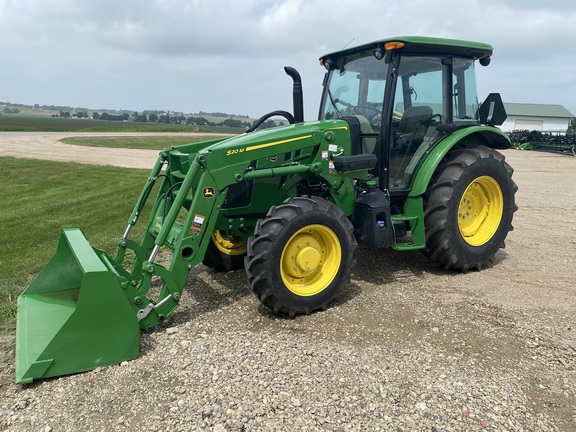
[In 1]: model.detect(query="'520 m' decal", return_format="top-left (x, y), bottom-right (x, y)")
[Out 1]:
top-left (225, 135), bottom-right (312, 156)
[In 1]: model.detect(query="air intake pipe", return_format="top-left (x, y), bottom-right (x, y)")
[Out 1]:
top-left (284, 66), bottom-right (304, 123)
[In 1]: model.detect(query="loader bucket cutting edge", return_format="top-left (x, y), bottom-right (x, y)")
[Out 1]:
top-left (15, 228), bottom-right (140, 383)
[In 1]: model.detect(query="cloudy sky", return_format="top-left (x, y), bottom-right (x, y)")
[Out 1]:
top-left (1, 0), bottom-right (575, 119)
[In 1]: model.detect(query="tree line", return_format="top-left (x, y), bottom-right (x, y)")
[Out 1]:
top-left (53, 111), bottom-right (283, 129)
top-left (1, 100), bottom-right (284, 130)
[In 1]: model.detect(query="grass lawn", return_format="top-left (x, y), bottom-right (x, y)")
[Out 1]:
top-left (60, 134), bottom-right (228, 150)
top-left (0, 157), bottom-right (152, 332)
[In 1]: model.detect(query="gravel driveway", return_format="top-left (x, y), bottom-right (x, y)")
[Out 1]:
top-left (0, 132), bottom-right (226, 169)
top-left (0, 133), bottom-right (575, 431)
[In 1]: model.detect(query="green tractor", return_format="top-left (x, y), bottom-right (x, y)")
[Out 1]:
top-left (16, 36), bottom-right (517, 383)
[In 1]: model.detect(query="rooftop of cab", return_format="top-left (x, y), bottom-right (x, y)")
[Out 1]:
top-left (319, 36), bottom-right (494, 63)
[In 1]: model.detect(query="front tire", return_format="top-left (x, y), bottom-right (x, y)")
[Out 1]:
top-left (423, 144), bottom-right (517, 271)
top-left (245, 196), bottom-right (356, 316)
top-left (202, 230), bottom-right (247, 272)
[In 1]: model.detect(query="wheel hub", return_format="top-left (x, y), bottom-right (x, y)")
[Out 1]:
top-left (296, 245), bottom-right (321, 273)
top-left (284, 234), bottom-right (322, 277)
top-left (458, 176), bottom-right (503, 246)
top-left (280, 225), bottom-right (341, 297)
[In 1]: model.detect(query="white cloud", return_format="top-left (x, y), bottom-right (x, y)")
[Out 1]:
top-left (1, 0), bottom-right (574, 116)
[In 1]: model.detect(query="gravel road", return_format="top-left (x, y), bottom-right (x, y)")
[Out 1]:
top-left (0, 133), bottom-right (575, 431)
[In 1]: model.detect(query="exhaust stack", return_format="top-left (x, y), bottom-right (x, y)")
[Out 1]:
top-left (284, 66), bottom-right (304, 123)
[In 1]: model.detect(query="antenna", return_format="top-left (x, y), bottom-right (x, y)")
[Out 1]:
top-left (342, 38), bottom-right (355, 49)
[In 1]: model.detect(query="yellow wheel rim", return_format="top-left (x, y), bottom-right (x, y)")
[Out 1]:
top-left (280, 224), bottom-right (341, 297)
top-left (212, 230), bottom-right (246, 256)
top-left (458, 176), bottom-right (503, 246)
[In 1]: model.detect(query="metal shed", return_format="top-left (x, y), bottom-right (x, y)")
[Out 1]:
top-left (500, 103), bottom-right (574, 133)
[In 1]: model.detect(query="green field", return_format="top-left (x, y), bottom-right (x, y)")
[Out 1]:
top-left (0, 114), bottom-right (246, 134)
top-left (0, 157), bottom-right (153, 332)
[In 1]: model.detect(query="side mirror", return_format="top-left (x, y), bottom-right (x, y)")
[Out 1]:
top-left (479, 93), bottom-right (506, 126)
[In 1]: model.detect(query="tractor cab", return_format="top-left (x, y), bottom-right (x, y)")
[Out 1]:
top-left (318, 37), bottom-right (507, 197)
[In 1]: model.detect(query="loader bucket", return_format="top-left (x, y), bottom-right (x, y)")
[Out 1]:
top-left (15, 228), bottom-right (140, 383)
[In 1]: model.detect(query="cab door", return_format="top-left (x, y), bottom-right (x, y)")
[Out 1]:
top-left (386, 55), bottom-right (481, 193)
top-left (387, 55), bottom-right (447, 192)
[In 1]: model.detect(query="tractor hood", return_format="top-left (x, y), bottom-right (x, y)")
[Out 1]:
top-left (200, 120), bottom-right (334, 157)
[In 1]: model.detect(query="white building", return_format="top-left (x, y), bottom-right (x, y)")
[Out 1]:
top-left (500, 103), bottom-right (574, 133)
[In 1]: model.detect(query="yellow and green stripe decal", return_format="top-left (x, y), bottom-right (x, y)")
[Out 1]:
top-left (246, 134), bottom-right (313, 152)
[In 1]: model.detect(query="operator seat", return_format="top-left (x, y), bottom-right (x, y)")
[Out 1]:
top-left (355, 115), bottom-right (377, 154)
top-left (343, 115), bottom-right (378, 155)
top-left (397, 105), bottom-right (433, 153)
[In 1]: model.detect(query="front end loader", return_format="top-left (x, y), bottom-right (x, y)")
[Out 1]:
top-left (16, 36), bottom-right (517, 383)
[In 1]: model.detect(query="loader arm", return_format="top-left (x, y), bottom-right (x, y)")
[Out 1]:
top-left (16, 119), bottom-right (373, 382)
top-left (124, 121), bottom-right (365, 329)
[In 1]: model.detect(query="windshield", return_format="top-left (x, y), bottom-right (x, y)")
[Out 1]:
top-left (320, 54), bottom-right (388, 130)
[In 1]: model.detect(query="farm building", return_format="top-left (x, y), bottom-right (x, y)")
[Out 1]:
top-left (500, 103), bottom-right (574, 133)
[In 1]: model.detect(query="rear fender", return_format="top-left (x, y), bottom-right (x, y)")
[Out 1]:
top-left (399, 127), bottom-right (510, 249)
top-left (409, 126), bottom-right (510, 198)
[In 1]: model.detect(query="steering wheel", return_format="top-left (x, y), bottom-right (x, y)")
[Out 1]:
top-left (353, 105), bottom-right (383, 127)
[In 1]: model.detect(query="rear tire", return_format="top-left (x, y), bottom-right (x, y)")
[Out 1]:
top-left (202, 230), bottom-right (246, 272)
top-left (423, 144), bottom-right (517, 271)
top-left (245, 196), bottom-right (356, 316)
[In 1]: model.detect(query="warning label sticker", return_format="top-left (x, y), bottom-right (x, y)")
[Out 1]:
top-left (328, 161), bottom-right (335, 174)
top-left (190, 214), bottom-right (205, 235)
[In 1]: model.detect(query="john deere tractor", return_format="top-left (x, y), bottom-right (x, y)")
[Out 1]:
top-left (16, 36), bottom-right (517, 383)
